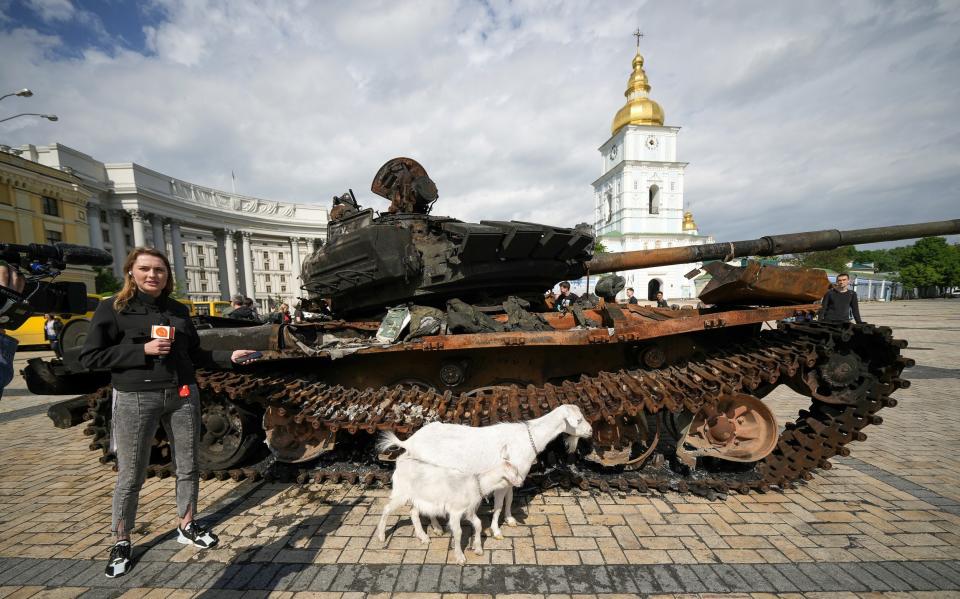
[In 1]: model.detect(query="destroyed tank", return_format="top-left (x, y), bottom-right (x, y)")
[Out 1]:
top-left (46, 158), bottom-right (960, 496)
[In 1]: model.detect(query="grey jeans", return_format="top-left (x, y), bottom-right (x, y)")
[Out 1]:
top-left (111, 385), bottom-right (199, 537)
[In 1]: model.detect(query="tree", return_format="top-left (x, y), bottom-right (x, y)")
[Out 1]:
top-left (594, 241), bottom-right (609, 254)
top-left (94, 267), bottom-right (122, 294)
top-left (792, 246), bottom-right (856, 273)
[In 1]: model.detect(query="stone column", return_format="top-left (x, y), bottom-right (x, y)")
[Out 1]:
top-left (289, 237), bottom-right (302, 296)
top-left (87, 203), bottom-right (103, 249)
top-left (214, 229), bottom-right (233, 300)
top-left (241, 231), bottom-right (255, 299)
top-left (108, 210), bottom-right (126, 277)
top-left (168, 220), bottom-right (188, 293)
top-left (224, 230), bottom-right (239, 298)
top-left (129, 209), bottom-right (147, 248)
top-left (151, 215), bottom-right (165, 250)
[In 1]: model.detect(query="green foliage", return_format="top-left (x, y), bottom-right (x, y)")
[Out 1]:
top-left (851, 237), bottom-right (960, 295)
top-left (853, 247), bottom-right (909, 272)
top-left (792, 246), bottom-right (856, 273)
top-left (93, 267), bottom-right (122, 294)
top-left (594, 241), bottom-right (609, 254)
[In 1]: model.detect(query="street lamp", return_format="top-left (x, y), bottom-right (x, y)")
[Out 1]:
top-left (0, 89), bottom-right (33, 101)
top-left (0, 113), bottom-right (58, 124)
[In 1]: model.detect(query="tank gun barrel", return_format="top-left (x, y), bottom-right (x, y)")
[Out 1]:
top-left (584, 219), bottom-right (960, 274)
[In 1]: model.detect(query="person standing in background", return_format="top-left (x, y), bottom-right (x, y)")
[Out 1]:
top-left (819, 273), bottom-right (863, 324)
top-left (0, 261), bottom-right (26, 400)
top-left (44, 313), bottom-right (63, 355)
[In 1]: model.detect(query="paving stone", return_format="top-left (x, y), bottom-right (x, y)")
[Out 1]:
top-left (836, 560), bottom-right (893, 591)
top-left (370, 564), bottom-right (399, 593)
top-left (541, 565), bottom-right (571, 593)
top-left (565, 566), bottom-right (612, 594)
top-left (307, 564), bottom-right (340, 592)
top-left (671, 564), bottom-right (708, 593)
top-left (501, 565), bottom-right (546, 593)
top-left (884, 560), bottom-right (940, 590)
top-left (438, 564), bottom-right (461, 592)
top-left (710, 563), bottom-right (754, 593)
top-left (814, 561), bottom-right (869, 592)
top-left (689, 563), bottom-right (732, 594)
top-left (392, 564), bottom-right (421, 593)
top-left (415, 564), bottom-right (441, 593)
top-left (459, 565), bottom-right (483, 593)
top-left (857, 561), bottom-right (914, 591)
top-left (772, 563), bottom-right (821, 592)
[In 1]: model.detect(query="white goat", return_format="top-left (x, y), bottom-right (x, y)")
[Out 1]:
top-left (380, 404), bottom-right (593, 539)
top-left (376, 445), bottom-right (523, 565)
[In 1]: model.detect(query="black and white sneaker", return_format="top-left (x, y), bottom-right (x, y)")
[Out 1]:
top-left (104, 541), bottom-right (131, 578)
top-left (177, 521), bottom-right (219, 548)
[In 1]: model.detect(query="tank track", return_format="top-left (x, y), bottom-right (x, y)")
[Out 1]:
top-left (79, 322), bottom-right (911, 495)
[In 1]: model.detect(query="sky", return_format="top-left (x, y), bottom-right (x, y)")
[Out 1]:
top-left (1, 0), bottom-right (958, 246)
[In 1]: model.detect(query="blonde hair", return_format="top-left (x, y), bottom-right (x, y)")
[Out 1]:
top-left (114, 247), bottom-right (174, 312)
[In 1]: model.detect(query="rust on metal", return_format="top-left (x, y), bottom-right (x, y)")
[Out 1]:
top-left (698, 262), bottom-right (830, 305)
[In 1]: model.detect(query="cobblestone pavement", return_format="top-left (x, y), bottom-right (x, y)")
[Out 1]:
top-left (1, 299), bottom-right (959, 598)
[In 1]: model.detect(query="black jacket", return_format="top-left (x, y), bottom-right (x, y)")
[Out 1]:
top-left (79, 291), bottom-right (232, 391)
top-left (819, 288), bottom-right (862, 324)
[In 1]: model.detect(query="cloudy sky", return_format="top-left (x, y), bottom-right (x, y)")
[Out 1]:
top-left (1, 0), bottom-right (958, 245)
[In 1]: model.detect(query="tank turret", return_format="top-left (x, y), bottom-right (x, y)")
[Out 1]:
top-left (302, 157), bottom-right (959, 316)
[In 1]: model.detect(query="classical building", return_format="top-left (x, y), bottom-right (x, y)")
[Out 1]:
top-left (0, 148), bottom-right (96, 290)
top-left (6, 143), bottom-right (328, 312)
top-left (592, 47), bottom-right (714, 300)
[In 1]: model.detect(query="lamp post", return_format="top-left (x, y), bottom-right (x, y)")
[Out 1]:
top-left (0, 113), bottom-right (58, 124)
top-left (0, 89), bottom-right (33, 102)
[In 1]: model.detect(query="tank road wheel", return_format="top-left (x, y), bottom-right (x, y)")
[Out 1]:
top-left (263, 406), bottom-right (336, 463)
top-left (677, 393), bottom-right (778, 468)
top-left (583, 415), bottom-right (660, 469)
top-left (198, 394), bottom-right (264, 471)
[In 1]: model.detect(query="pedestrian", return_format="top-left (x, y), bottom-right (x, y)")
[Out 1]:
top-left (293, 303), bottom-right (305, 324)
top-left (79, 247), bottom-right (258, 578)
top-left (221, 294), bottom-right (244, 318)
top-left (244, 297), bottom-right (261, 321)
top-left (655, 291), bottom-right (669, 308)
top-left (819, 272), bottom-right (863, 324)
top-left (555, 281), bottom-right (579, 312)
top-left (44, 313), bottom-right (63, 355)
top-left (226, 297), bottom-right (258, 322)
top-left (0, 260), bottom-right (26, 400)
top-left (269, 303), bottom-right (291, 324)
top-left (625, 288), bottom-right (639, 305)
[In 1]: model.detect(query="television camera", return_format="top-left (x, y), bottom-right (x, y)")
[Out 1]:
top-left (0, 242), bottom-right (113, 330)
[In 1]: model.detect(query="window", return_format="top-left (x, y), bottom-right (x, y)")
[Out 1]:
top-left (198, 255), bottom-right (205, 267)
top-left (125, 234), bottom-right (132, 246)
top-left (102, 228), bottom-right (110, 242)
top-left (200, 282), bottom-right (207, 292)
top-left (281, 286), bottom-right (286, 292)
top-left (263, 251), bottom-right (269, 260)
top-left (279, 252), bottom-right (285, 261)
top-left (648, 185), bottom-right (660, 215)
top-left (280, 275), bottom-right (286, 282)
top-left (45, 229), bottom-right (62, 244)
top-left (266, 285), bottom-right (272, 293)
top-left (42, 196), bottom-right (59, 217)
top-left (280, 263), bottom-right (285, 270)
top-left (200, 271), bottom-right (207, 281)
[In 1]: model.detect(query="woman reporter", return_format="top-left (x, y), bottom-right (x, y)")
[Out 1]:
top-left (80, 247), bottom-right (257, 578)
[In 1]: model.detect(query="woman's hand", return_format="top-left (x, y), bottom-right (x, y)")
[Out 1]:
top-left (231, 350), bottom-right (260, 364)
top-left (144, 338), bottom-right (172, 356)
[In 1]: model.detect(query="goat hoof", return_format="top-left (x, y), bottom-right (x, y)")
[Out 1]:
top-left (505, 517), bottom-right (518, 526)
top-left (417, 534), bottom-right (430, 545)
top-left (494, 533), bottom-right (504, 540)
top-left (429, 527), bottom-right (443, 536)
top-left (455, 554), bottom-right (466, 566)
top-left (473, 547), bottom-right (483, 556)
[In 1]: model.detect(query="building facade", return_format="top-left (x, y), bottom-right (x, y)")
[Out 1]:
top-left (0, 149), bottom-right (97, 290)
top-left (6, 143), bottom-right (328, 312)
top-left (593, 48), bottom-right (714, 300)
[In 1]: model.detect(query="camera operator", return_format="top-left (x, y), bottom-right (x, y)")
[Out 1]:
top-left (0, 260), bottom-right (26, 400)
top-left (79, 247), bottom-right (257, 578)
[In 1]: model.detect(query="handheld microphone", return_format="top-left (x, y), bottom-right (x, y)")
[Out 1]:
top-left (54, 243), bottom-right (114, 266)
top-left (151, 323), bottom-right (175, 362)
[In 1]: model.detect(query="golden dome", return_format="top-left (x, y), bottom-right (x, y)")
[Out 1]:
top-left (682, 211), bottom-right (698, 232)
top-left (611, 50), bottom-right (664, 134)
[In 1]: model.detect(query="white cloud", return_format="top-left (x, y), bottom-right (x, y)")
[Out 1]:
top-left (0, 0), bottom-right (958, 246)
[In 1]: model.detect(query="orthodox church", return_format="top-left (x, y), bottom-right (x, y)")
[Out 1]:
top-left (592, 43), bottom-right (713, 301)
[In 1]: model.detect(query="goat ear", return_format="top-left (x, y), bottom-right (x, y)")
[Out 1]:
top-left (565, 414), bottom-right (579, 428)
top-left (500, 444), bottom-right (510, 461)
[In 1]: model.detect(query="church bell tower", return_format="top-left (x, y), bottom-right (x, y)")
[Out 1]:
top-left (592, 34), bottom-right (712, 300)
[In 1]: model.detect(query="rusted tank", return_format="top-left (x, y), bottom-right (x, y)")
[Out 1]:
top-left (50, 158), bottom-right (960, 495)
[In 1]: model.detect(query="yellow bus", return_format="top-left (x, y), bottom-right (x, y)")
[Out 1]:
top-left (190, 300), bottom-right (230, 317)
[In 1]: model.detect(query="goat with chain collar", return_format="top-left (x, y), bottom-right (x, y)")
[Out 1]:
top-left (378, 404), bottom-right (592, 540)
